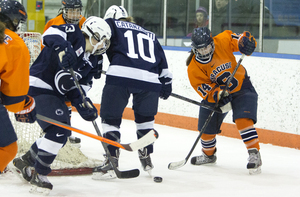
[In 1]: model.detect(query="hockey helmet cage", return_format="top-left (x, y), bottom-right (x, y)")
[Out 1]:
top-left (191, 27), bottom-right (215, 61)
top-left (0, 0), bottom-right (27, 32)
top-left (81, 16), bottom-right (111, 55)
top-left (104, 5), bottom-right (128, 20)
top-left (61, 0), bottom-right (83, 24)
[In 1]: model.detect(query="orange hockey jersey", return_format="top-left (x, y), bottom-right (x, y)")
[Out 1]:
top-left (0, 29), bottom-right (30, 112)
top-left (188, 30), bottom-right (246, 103)
top-left (43, 14), bottom-right (86, 33)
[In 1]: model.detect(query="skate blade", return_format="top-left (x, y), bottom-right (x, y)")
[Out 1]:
top-left (92, 170), bottom-right (116, 180)
top-left (249, 166), bottom-right (261, 175)
top-left (144, 165), bottom-right (154, 172)
top-left (192, 161), bottom-right (217, 166)
top-left (146, 169), bottom-right (152, 177)
top-left (29, 185), bottom-right (51, 196)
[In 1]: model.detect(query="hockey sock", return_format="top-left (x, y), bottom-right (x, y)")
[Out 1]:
top-left (235, 118), bottom-right (260, 151)
top-left (0, 141), bottom-right (18, 172)
top-left (135, 113), bottom-right (155, 154)
top-left (201, 133), bottom-right (216, 156)
top-left (103, 131), bottom-right (121, 157)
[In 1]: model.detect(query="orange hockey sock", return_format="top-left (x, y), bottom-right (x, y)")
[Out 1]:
top-left (235, 118), bottom-right (260, 151)
top-left (201, 133), bottom-right (216, 156)
top-left (0, 141), bottom-right (18, 172)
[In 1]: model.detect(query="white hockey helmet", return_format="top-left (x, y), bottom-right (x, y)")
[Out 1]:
top-left (81, 16), bottom-right (111, 55)
top-left (104, 5), bottom-right (128, 20)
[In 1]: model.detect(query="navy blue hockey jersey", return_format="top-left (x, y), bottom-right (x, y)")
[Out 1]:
top-left (29, 24), bottom-right (99, 100)
top-left (105, 18), bottom-right (172, 92)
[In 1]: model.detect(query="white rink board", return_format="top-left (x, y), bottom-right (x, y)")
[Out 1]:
top-left (87, 49), bottom-right (300, 135)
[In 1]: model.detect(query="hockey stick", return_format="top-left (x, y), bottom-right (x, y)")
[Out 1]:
top-left (69, 68), bottom-right (140, 179)
top-left (100, 70), bottom-right (221, 113)
top-left (170, 93), bottom-right (222, 113)
top-left (36, 114), bottom-right (158, 151)
top-left (168, 54), bottom-right (245, 170)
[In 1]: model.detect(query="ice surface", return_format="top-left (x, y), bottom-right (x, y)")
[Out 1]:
top-left (1, 112), bottom-right (299, 197)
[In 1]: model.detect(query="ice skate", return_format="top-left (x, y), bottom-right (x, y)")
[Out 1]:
top-left (13, 152), bottom-right (33, 182)
top-left (92, 155), bottom-right (118, 180)
top-left (247, 148), bottom-right (262, 175)
top-left (138, 148), bottom-right (154, 172)
top-left (191, 149), bottom-right (217, 165)
top-left (29, 171), bottom-right (53, 195)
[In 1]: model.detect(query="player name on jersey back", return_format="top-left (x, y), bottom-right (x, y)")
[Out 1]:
top-left (115, 21), bottom-right (155, 40)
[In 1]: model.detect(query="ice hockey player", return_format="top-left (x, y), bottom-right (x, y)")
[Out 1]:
top-left (92, 5), bottom-right (173, 180)
top-left (44, 0), bottom-right (85, 32)
top-left (43, 0), bottom-right (87, 145)
top-left (186, 27), bottom-right (262, 175)
top-left (13, 16), bottom-right (111, 195)
top-left (0, 0), bottom-right (36, 174)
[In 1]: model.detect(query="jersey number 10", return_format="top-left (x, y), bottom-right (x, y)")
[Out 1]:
top-left (124, 30), bottom-right (156, 63)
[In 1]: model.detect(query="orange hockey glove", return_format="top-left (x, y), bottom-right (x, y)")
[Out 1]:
top-left (15, 95), bottom-right (36, 123)
top-left (212, 85), bottom-right (232, 106)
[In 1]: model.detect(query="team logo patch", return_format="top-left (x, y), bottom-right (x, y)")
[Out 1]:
top-left (54, 70), bottom-right (82, 95)
top-left (55, 109), bottom-right (64, 116)
top-left (76, 46), bottom-right (84, 57)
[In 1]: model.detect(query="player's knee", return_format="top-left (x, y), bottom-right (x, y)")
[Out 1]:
top-left (134, 113), bottom-right (154, 124)
top-left (44, 125), bottom-right (70, 145)
top-left (135, 113), bottom-right (155, 135)
top-left (101, 118), bottom-right (122, 128)
top-left (235, 118), bottom-right (254, 130)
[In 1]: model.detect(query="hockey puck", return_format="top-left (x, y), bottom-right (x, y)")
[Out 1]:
top-left (153, 176), bottom-right (163, 183)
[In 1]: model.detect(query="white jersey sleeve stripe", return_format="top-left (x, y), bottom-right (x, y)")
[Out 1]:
top-left (42, 26), bottom-right (67, 45)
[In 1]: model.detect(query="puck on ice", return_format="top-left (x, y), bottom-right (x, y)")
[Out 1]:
top-left (153, 176), bottom-right (163, 183)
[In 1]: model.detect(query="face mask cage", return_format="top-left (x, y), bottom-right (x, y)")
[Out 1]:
top-left (86, 27), bottom-right (110, 55)
top-left (192, 41), bottom-right (215, 60)
top-left (14, 18), bottom-right (26, 32)
top-left (63, 7), bottom-right (82, 24)
top-left (92, 38), bottom-right (110, 55)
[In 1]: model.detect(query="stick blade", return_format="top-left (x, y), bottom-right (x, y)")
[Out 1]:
top-left (128, 129), bottom-right (158, 151)
top-left (117, 169), bottom-right (140, 179)
top-left (168, 159), bottom-right (187, 170)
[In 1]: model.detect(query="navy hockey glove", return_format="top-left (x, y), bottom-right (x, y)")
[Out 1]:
top-left (213, 86), bottom-right (232, 107)
top-left (160, 82), bottom-right (172, 100)
top-left (72, 96), bottom-right (98, 121)
top-left (238, 31), bottom-right (257, 56)
top-left (15, 95), bottom-right (37, 123)
top-left (58, 42), bottom-right (77, 70)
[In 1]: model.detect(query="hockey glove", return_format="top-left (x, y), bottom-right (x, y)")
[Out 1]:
top-left (213, 86), bottom-right (232, 107)
top-left (238, 31), bottom-right (257, 56)
top-left (58, 41), bottom-right (77, 70)
top-left (160, 81), bottom-right (172, 100)
top-left (15, 95), bottom-right (37, 123)
top-left (71, 96), bottom-right (98, 121)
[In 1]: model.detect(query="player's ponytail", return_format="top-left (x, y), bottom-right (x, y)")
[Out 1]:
top-left (186, 49), bottom-right (195, 66)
